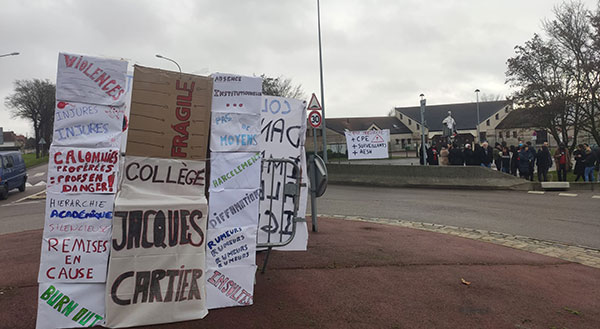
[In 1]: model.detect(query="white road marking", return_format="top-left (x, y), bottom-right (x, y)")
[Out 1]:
top-left (25, 183), bottom-right (33, 187)
top-left (32, 172), bottom-right (45, 178)
top-left (13, 189), bottom-right (47, 203)
top-left (34, 181), bottom-right (46, 187)
top-left (592, 195), bottom-right (600, 199)
top-left (558, 193), bottom-right (578, 197)
top-left (1, 200), bottom-right (42, 207)
top-left (527, 191), bottom-right (545, 195)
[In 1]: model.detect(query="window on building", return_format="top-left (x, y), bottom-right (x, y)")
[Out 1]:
top-left (513, 131), bottom-right (517, 138)
top-left (400, 114), bottom-right (403, 119)
top-left (416, 124), bottom-right (420, 130)
top-left (407, 138), bottom-right (411, 145)
top-left (505, 108), bottom-right (509, 113)
top-left (401, 138), bottom-right (405, 147)
top-left (395, 139), bottom-right (400, 145)
top-left (486, 119), bottom-right (490, 126)
top-left (499, 132), bottom-right (503, 139)
top-left (408, 119), bottom-right (412, 125)
top-left (495, 113), bottom-right (499, 120)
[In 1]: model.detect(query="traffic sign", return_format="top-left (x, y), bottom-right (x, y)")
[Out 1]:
top-left (307, 93), bottom-right (321, 111)
top-left (309, 110), bottom-right (322, 128)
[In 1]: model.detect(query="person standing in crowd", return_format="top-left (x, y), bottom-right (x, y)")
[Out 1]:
top-left (449, 143), bottom-right (464, 165)
top-left (554, 143), bottom-right (570, 182)
top-left (535, 142), bottom-right (552, 182)
top-left (418, 144), bottom-right (428, 165)
top-left (463, 143), bottom-right (477, 166)
top-left (500, 146), bottom-right (511, 174)
top-left (427, 145), bottom-right (439, 165)
top-left (583, 143), bottom-right (597, 182)
top-left (595, 146), bottom-right (600, 182)
top-left (493, 142), bottom-right (502, 171)
top-left (573, 144), bottom-right (585, 181)
top-left (518, 143), bottom-right (533, 178)
top-left (478, 141), bottom-right (493, 168)
top-left (439, 145), bottom-right (449, 166)
top-left (510, 145), bottom-right (519, 176)
top-left (526, 141), bottom-right (537, 181)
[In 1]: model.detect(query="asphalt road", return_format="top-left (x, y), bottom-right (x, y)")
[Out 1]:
top-left (314, 184), bottom-right (600, 249)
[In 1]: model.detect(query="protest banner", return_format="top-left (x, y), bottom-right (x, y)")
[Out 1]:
top-left (344, 129), bottom-right (390, 160)
top-left (118, 156), bottom-right (206, 200)
top-left (105, 201), bottom-right (208, 327)
top-left (209, 112), bottom-right (260, 152)
top-left (56, 53), bottom-right (128, 106)
top-left (206, 225), bottom-right (257, 269)
top-left (38, 193), bottom-right (114, 283)
top-left (209, 152), bottom-right (261, 191)
top-left (258, 96), bottom-right (308, 251)
top-left (53, 101), bottom-right (125, 148)
top-left (205, 265), bottom-right (257, 309)
top-left (126, 65), bottom-right (212, 160)
top-left (47, 146), bottom-right (119, 194)
top-left (211, 74), bottom-right (262, 113)
top-left (36, 282), bottom-right (106, 329)
top-left (208, 189), bottom-right (260, 230)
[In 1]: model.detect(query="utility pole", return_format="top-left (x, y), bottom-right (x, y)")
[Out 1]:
top-left (420, 94), bottom-right (427, 166)
top-left (317, 0), bottom-right (327, 162)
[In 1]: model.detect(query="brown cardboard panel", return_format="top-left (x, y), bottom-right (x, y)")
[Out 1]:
top-left (126, 65), bottom-right (212, 160)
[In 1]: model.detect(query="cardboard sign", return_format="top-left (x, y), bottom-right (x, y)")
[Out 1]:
top-left (118, 156), bottom-right (206, 200)
top-left (210, 113), bottom-right (260, 152)
top-left (209, 152), bottom-right (261, 191)
top-left (345, 129), bottom-right (390, 160)
top-left (206, 225), bottom-right (257, 269)
top-left (36, 282), bottom-right (105, 329)
top-left (105, 202), bottom-right (208, 327)
top-left (47, 146), bottom-right (119, 194)
top-left (208, 189), bottom-right (260, 230)
top-left (205, 265), bottom-right (256, 309)
top-left (211, 74), bottom-right (262, 113)
top-left (258, 96), bottom-right (309, 251)
top-left (126, 65), bottom-right (212, 160)
top-left (53, 101), bottom-right (124, 148)
top-left (39, 193), bottom-right (113, 283)
top-left (56, 52), bottom-right (128, 106)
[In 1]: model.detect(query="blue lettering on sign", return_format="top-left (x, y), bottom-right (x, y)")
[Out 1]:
top-left (219, 134), bottom-right (258, 146)
top-left (50, 209), bottom-right (113, 220)
top-left (55, 123), bottom-right (110, 141)
top-left (262, 99), bottom-right (292, 115)
top-left (215, 114), bottom-right (232, 125)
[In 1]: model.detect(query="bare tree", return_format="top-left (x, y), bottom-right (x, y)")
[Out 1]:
top-left (479, 93), bottom-right (504, 102)
top-left (260, 74), bottom-right (305, 100)
top-left (5, 79), bottom-right (55, 157)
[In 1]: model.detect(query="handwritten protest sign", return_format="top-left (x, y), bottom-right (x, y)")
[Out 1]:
top-left (53, 101), bottom-right (124, 148)
top-left (208, 189), bottom-right (260, 230)
top-left (39, 193), bottom-right (113, 283)
top-left (56, 53), bottom-right (128, 106)
top-left (206, 225), bottom-right (257, 269)
top-left (47, 146), bottom-right (119, 194)
top-left (126, 65), bottom-right (212, 160)
top-left (211, 74), bottom-right (262, 113)
top-left (344, 129), bottom-right (390, 160)
top-left (105, 201), bottom-right (208, 327)
top-left (36, 282), bottom-right (105, 329)
top-left (117, 156), bottom-right (206, 200)
top-left (206, 265), bottom-right (257, 309)
top-left (259, 96), bottom-right (308, 251)
top-left (210, 113), bottom-right (260, 152)
top-left (209, 152), bottom-right (261, 191)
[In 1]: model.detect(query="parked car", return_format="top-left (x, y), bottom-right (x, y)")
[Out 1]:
top-left (0, 150), bottom-right (27, 200)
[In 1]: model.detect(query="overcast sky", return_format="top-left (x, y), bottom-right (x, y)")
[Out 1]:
top-left (1, 0), bottom-right (598, 136)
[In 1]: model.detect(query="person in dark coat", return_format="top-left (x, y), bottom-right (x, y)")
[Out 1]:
top-left (448, 143), bottom-right (464, 165)
top-left (477, 141), bottom-right (493, 168)
top-left (573, 144), bottom-right (585, 181)
top-left (463, 144), bottom-right (477, 166)
top-left (510, 145), bottom-right (519, 176)
top-left (493, 142), bottom-right (502, 171)
top-left (535, 142), bottom-right (552, 182)
top-left (553, 143), bottom-right (570, 182)
top-left (583, 144), bottom-right (597, 182)
top-left (517, 144), bottom-right (533, 178)
top-left (418, 144), bottom-right (428, 165)
top-left (500, 146), bottom-right (511, 174)
top-left (526, 141), bottom-right (537, 181)
top-left (427, 146), bottom-right (439, 165)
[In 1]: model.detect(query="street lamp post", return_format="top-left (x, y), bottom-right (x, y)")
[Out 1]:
top-left (475, 89), bottom-right (480, 143)
top-left (155, 54), bottom-right (182, 73)
top-left (420, 94), bottom-right (427, 166)
top-left (0, 52), bottom-right (19, 58)
top-left (316, 0), bottom-right (328, 162)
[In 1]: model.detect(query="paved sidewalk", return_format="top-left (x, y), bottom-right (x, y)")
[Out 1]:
top-left (1, 217), bottom-right (599, 329)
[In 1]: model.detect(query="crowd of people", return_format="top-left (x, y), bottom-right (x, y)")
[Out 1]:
top-left (419, 140), bottom-right (600, 182)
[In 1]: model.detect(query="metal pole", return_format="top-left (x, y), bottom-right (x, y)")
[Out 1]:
top-left (475, 89), bottom-right (480, 143)
top-left (420, 94), bottom-right (427, 166)
top-left (317, 0), bottom-right (327, 163)
top-left (0, 52), bottom-right (19, 58)
top-left (156, 54), bottom-right (182, 73)
top-left (309, 153), bottom-right (318, 232)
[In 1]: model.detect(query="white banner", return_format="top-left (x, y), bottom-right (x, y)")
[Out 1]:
top-left (344, 129), bottom-right (390, 160)
top-left (210, 113), bottom-right (260, 152)
top-left (39, 193), bottom-right (113, 283)
top-left (208, 189), bottom-right (260, 230)
top-left (56, 52), bottom-right (128, 106)
top-left (211, 74), bottom-right (262, 113)
top-left (36, 282), bottom-right (105, 329)
top-left (105, 202), bottom-right (208, 327)
top-left (205, 265), bottom-right (256, 309)
top-left (209, 152), bottom-right (261, 191)
top-left (47, 146), bottom-right (119, 194)
top-left (53, 101), bottom-right (124, 148)
top-left (206, 225), bottom-right (257, 269)
top-left (118, 156), bottom-right (206, 200)
top-left (259, 96), bottom-right (308, 251)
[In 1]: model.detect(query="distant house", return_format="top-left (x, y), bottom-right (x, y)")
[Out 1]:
top-left (494, 108), bottom-right (550, 146)
top-left (305, 116), bottom-right (412, 154)
top-left (0, 129), bottom-right (25, 150)
top-left (392, 100), bottom-right (513, 145)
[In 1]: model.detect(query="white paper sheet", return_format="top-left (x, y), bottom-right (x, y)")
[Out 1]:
top-left (36, 282), bottom-right (106, 329)
top-left (205, 265), bottom-right (257, 309)
top-left (209, 152), bottom-right (261, 191)
top-left (345, 129), bottom-right (390, 160)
